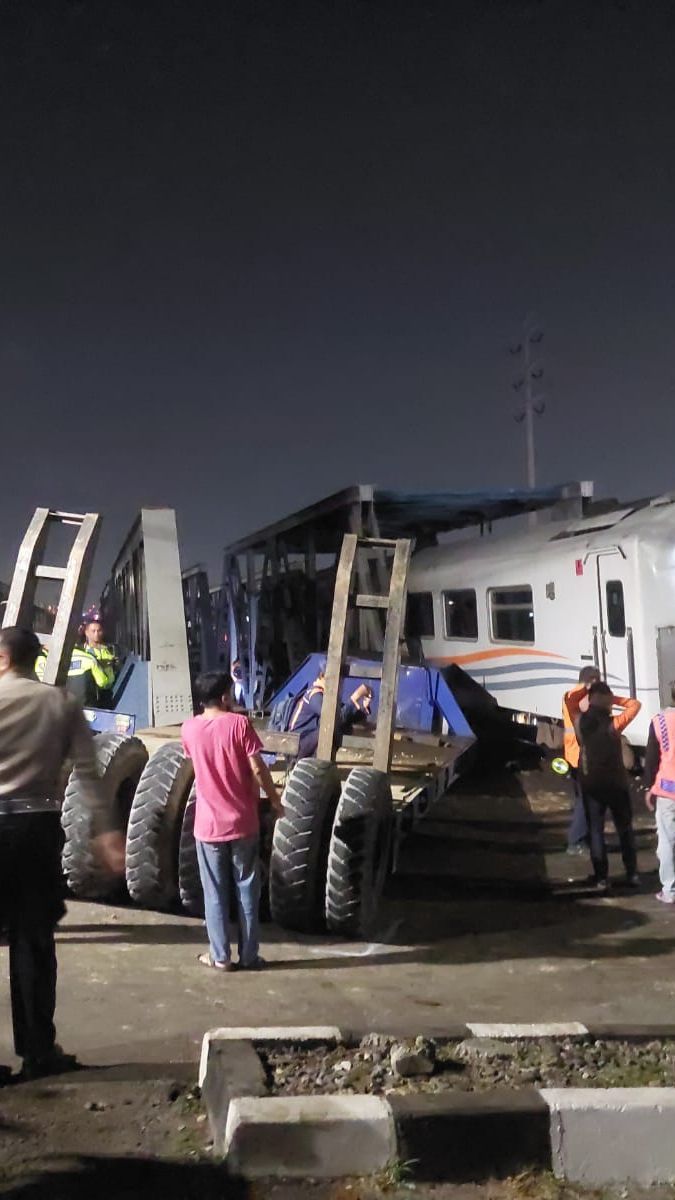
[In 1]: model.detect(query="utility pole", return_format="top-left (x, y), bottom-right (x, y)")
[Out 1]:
top-left (510, 316), bottom-right (545, 525)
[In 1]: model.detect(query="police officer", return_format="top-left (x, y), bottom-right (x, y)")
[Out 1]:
top-left (35, 642), bottom-right (113, 708)
top-left (35, 617), bottom-right (117, 708)
top-left (81, 617), bottom-right (116, 702)
top-left (0, 627), bottom-right (124, 1079)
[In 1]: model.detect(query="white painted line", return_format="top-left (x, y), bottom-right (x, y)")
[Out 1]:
top-left (224, 1095), bottom-right (396, 1178)
top-left (467, 1022), bottom-right (589, 1039)
top-left (309, 921), bottom-right (404, 958)
top-left (541, 1088), bottom-right (675, 1185)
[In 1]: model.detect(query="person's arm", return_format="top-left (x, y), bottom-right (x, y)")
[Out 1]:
top-left (84, 649), bottom-right (115, 691)
top-left (249, 753), bottom-right (283, 814)
top-left (339, 684), bottom-right (373, 732)
top-left (643, 722), bottom-right (660, 809)
top-left (66, 701), bottom-right (125, 873)
top-left (240, 716), bottom-right (283, 813)
top-left (612, 698), bottom-right (641, 734)
top-left (350, 684), bottom-right (373, 711)
top-left (564, 685), bottom-right (587, 727)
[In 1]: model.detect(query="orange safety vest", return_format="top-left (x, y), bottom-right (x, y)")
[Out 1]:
top-left (651, 710), bottom-right (675, 800)
top-left (562, 685), bottom-right (587, 769)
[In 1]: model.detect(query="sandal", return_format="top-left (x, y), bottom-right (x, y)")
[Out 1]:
top-left (198, 953), bottom-right (236, 973)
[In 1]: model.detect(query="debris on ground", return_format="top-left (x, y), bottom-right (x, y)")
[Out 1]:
top-left (390, 1037), bottom-right (436, 1078)
top-left (260, 1035), bottom-right (675, 1096)
top-left (0, 1073), bottom-right (208, 1191)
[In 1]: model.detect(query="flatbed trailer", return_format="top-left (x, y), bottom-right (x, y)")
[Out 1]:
top-left (258, 652), bottom-right (474, 844)
top-left (256, 532), bottom-right (478, 938)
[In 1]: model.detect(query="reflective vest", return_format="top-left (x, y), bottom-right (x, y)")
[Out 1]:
top-left (562, 685), bottom-right (587, 769)
top-left (84, 643), bottom-right (116, 689)
top-left (35, 647), bottom-right (113, 706)
top-left (651, 709), bottom-right (675, 800)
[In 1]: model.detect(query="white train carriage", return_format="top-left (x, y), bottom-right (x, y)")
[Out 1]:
top-left (407, 492), bottom-right (675, 748)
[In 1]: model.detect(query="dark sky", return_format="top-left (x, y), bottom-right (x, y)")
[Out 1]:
top-left (1, 0), bottom-right (674, 591)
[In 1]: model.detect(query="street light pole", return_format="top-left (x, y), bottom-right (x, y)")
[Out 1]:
top-left (510, 316), bottom-right (545, 524)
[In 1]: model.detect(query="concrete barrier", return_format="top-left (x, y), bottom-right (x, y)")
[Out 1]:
top-left (199, 1025), bottom-right (341, 1088)
top-left (199, 1025), bottom-right (675, 1184)
top-left (543, 1088), bottom-right (675, 1185)
top-left (224, 1094), bottom-right (397, 1178)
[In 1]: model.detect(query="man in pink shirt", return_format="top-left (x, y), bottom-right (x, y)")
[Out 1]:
top-left (182, 671), bottom-right (283, 971)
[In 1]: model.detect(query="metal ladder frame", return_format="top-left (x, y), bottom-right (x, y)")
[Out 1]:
top-left (2, 508), bottom-right (101, 687)
top-left (316, 533), bottom-right (412, 774)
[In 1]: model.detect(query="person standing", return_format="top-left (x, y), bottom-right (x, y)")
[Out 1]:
top-left (82, 618), bottom-right (117, 696)
top-left (577, 680), bottom-right (641, 892)
top-left (642, 684), bottom-right (675, 905)
top-left (181, 671), bottom-right (283, 971)
top-left (562, 667), bottom-right (599, 853)
top-left (35, 613), bottom-right (116, 710)
top-left (230, 659), bottom-right (247, 709)
top-left (0, 627), bottom-right (124, 1080)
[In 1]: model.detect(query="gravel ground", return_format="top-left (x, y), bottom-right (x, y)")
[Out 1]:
top-left (260, 1035), bottom-right (675, 1096)
top-left (257, 1173), bottom-right (675, 1199)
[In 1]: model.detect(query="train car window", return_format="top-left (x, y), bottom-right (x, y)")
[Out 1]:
top-left (606, 581), bottom-right (626, 638)
top-left (406, 592), bottom-right (435, 638)
top-left (443, 589), bottom-right (478, 640)
top-left (489, 587), bottom-right (535, 643)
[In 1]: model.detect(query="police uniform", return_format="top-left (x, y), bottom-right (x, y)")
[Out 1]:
top-left (35, 647), bottom-right (114, 708)
top-left (85, 644), bottom-right (116, 696)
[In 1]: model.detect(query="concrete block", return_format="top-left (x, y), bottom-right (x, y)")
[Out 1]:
top-left (389, 1089), bottom-right (551, 1182)
top-left (542, 1088), bottom-right (675, 1185)
top-left (200, 1026), bottom-right (341, 1081)
top-left (467, 1022), bottom-right (588, 1039)
top-left (200, 1038), bottom-right (267, 1154)
top-left (224, 1095), bottom-right (397, 1178)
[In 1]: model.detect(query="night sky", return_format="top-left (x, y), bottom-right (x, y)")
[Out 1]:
top-left (1, 0), bottom-right (674, 591)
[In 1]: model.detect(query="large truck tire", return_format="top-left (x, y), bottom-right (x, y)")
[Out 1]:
top-left (61, 732), bottom-right (149, 900)
top-left (258, 802), bottom-right (275, 924)
top-left (269, 758), bottom-right (341, 933)
top-left (126, 742), bottom-right (194, 911)
top-left (178, 792), bottom-right (276, 922)
top-left (325, 766), bottom-right (393, 939)
top-left (178, 785), bottom-right (202, 917)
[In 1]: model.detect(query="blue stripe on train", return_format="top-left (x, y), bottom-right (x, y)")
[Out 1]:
top-left (475, 662), bottom-right (580, 679)
top-left (471, 675), bottom-right (627, 691)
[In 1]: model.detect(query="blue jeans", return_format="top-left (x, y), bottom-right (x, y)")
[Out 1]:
top-left (196, 835), bottom-right (260, 967)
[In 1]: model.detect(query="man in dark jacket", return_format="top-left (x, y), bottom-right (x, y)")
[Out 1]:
top-left (577, 680), bottom-right (641, 893)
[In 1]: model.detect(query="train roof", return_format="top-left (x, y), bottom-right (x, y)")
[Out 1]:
top-left (223, 481), bottom-right (593, 556)
top-left (410, 490), bottom-right (675, 579)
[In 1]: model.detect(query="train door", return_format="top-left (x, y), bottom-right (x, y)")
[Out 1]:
top-left (589, 549), bottom-right (634, 693)
top-left (657, 627), bottom-right (675, 707)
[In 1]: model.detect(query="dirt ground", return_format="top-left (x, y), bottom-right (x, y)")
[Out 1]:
top-left (261, 1180), bottom-right (675, 1200)
top-left (1, 766), bottom-right (671, 1069)
top-left (0, 765), bottom-right (674, 1193)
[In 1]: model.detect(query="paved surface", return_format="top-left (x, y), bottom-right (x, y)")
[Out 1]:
top-left (1, 767), bottom-right (673, 1074)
